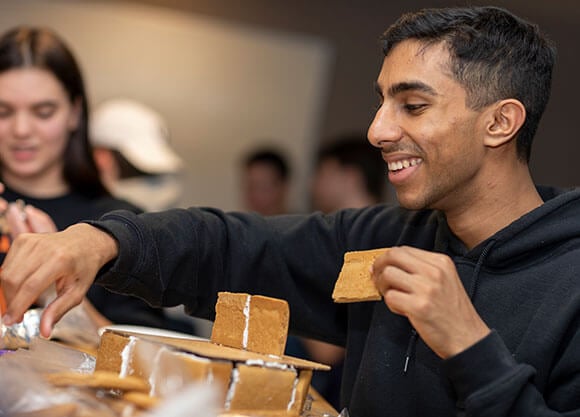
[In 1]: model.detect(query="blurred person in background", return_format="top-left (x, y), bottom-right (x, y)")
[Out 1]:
top-left (240, 148), bottom-right (290, 215)
top-left (240, 147), bottom-right (344, 405)
top-left (0, 26), bottom-right (175, 332)
top-left (303, 134), bottom-right (388, 408)
top-left (90, 97), bottom-right (184, 212)
top-left (90, 98), bottom-right (198, 334)
top-left (311, 134), bottom-right (387, 213)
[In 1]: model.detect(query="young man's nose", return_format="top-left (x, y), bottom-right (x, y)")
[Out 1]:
top-left (367, 106), bottom-right (403, 148)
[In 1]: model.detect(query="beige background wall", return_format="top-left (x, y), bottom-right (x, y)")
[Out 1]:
top-left (0, 1), bottom-right (332, 211)
top-left (1, 0), bottom-right (579, 211)
top-left (128, 0), bottom-right (580, 189)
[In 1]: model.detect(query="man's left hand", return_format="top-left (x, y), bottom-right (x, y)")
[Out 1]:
top-left (371, 246), bottom-right (490, 359)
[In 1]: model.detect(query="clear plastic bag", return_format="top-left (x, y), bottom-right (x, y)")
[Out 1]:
top-left (0, 303), bottom-right (100, 350)
top-left (4, 337), bottom-right (95, 374)
top-left (0, 342), bottom-right (111, 416)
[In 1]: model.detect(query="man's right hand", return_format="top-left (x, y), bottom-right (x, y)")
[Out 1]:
top-left (0, 223), bottom-right (119, 338)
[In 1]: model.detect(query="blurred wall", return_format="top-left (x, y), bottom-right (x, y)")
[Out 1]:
top-left (129, 0), bottom-right (580, 189)
top-left (2, 0), bottom-right (579, 211)
top-left (0, 0), bottom-right (332, 211)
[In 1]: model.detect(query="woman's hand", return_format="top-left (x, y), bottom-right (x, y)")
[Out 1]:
top-left (0, 182), bottom-right (57, 238)
top-left (6, 201), bottom-right (58, 237)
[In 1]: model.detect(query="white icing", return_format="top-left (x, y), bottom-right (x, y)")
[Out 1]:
top-left (119, 336), bottom-right (137, 377)
top-left (287, 371), bottom-right (299, 411)
top-left (174, 351), bottom-right (210, 362)
top-left (242, 295), bottom-right (251, 349)
top-left (148, 346), bottom-right (167, 396)
top-left (224, 367), bottom-right (240, 410)
top-left (244, 359), bottom-right (292, 370)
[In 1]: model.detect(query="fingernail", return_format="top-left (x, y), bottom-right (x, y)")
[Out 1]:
top-left (2, 314), bottom-right (12, 325)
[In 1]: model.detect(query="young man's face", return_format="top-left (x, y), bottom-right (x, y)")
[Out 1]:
top-left (368, 40), bottom-right (488, 212)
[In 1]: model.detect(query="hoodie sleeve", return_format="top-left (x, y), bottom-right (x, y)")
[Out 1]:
top-left (442, 330), bottom-right (580, 416)
top-left (85, 206), bottom-right (353, 345)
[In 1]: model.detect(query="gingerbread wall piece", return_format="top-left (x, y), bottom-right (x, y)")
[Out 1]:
top-left (225, 363), bottom-right (297, 411)
top-left (149, 349), bottom-right (232, 403)
top-left (332, 248), bottom-right (388, 303)
top-left (247, 295), bottom-right (290, 356)
top-left (211, 292), bottom-right (289, 356)
top-left (95, 331), bottom-right (133, 373)
top-left (211, 292), bottom-right (250, 351)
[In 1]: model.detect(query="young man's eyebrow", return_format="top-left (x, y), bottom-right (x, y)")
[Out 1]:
top-left (390, 81), bottom-right (438, 97)
top-left (374, 81), bottom-right (438, 97)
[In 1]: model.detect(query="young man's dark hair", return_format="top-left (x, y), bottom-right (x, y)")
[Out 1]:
top-left (380, 6), bottom-right (556, 162)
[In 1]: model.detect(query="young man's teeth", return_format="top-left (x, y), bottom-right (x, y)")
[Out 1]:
top-left (388, 158), bottom-right (420, 172)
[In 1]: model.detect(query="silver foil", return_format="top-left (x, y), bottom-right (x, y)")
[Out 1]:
top-left (0, 308), bottom-right (41, 349)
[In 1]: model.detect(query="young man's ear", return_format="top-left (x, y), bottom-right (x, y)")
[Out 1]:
top-left (483, 99), bottom-right (526, 148)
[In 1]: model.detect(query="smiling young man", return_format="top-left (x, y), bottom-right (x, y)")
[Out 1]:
top-left (2, 6), bottom-right (580, 417)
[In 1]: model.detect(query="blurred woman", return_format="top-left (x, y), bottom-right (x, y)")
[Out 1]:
top-left (0, 26), bottom-right (171, 330)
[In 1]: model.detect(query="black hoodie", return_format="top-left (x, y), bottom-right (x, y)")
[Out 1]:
top-left (91, 186), bottom-right (580, 416)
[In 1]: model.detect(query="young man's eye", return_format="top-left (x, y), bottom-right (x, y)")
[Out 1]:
top-left (404, 103), bottom-right (427, 113)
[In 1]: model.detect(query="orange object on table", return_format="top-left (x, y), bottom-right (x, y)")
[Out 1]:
top-left (0, 235), bottom-right (9, 253)
top-left (0, 264), bottom-right (6, 315)
top-left (0, 283), bottom-right (6, 316)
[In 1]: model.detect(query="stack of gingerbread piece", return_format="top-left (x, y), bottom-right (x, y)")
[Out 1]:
top-left (80, 292), bottom-right (328, 415)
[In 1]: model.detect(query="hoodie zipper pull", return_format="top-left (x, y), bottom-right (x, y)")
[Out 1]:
top-left (403, 329), bottom-right (418, 374)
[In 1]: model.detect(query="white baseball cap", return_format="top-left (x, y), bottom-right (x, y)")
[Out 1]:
top-left (90, 98), bottom-right (183, 174)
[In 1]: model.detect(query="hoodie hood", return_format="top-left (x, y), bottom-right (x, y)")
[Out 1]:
top-left (441, 186), bottom-right (580, 269)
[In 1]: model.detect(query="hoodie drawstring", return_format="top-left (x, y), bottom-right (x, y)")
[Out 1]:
top-left (403, 328), bottom-right (418, 374)
top-left (402, 240), bottom-right (496, 375)
top-left (468, 240), bottom-right (495, 299)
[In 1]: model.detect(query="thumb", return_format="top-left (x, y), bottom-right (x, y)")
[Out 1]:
top-left (40, 291), bottom-right (84, 339)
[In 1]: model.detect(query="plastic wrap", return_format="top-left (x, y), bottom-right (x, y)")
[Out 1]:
top-left (7, 337), bottom-right (95, 374)
top-left (52, 303), bottom-right (100, 348)
top-left (148, 384), bottom-right (219, 417)
top-left (0, 342), bottom-right (118, 417)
